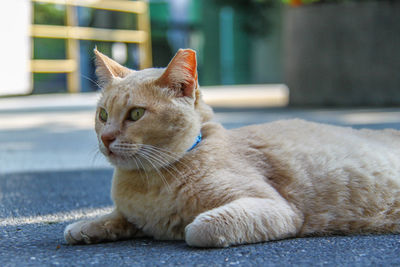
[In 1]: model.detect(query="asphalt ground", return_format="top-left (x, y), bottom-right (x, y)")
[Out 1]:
top-left (1, 169), bottom-right (400, 267)
top-left (1, 93), bottom-right (400, 266)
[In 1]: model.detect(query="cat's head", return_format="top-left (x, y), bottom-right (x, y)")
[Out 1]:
top-left (94, 48), bottom-right (213, 170)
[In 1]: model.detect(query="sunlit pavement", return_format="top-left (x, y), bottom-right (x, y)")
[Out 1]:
top-left (1, 93), bottom-right (400, 266)
top-left (1, 92), bottom-right (400, 174)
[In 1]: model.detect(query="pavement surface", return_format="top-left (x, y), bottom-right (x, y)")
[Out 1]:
top-left (1, 92), bottom-right (400, 266)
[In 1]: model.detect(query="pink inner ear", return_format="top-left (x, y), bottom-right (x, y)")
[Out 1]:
top-left (158, 49), bottom-right (198, 98)
top-left (182, 50), bottom-right (197, 79)
top-left (181, 51), bottom-right (197, 97)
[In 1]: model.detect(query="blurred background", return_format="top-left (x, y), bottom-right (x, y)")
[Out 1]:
top-left (1, 0), bottom-right (400, 106)
top-left (1, 0), bottom-right (400, 174)
top-left (1, 0), bottom-right (284, 96)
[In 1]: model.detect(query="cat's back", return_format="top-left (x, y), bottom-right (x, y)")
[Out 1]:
top-left (229, 119), bottom-right (400, 235)
top-left (236, 118), bottom-right (399, 147)
top-left (232, 119), bottom-right (400, 157)
top-left (232, 119), bottom-right (400, 182)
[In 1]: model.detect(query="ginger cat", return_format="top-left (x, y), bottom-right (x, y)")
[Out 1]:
top-left (64, 49), bottom-right (400, 247)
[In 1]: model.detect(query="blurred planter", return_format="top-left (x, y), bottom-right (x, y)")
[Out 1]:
top-left (283, 1), bottom-right (400, 106)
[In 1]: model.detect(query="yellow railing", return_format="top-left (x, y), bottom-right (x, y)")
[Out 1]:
top-left (30, 0), bottom-right (152, 93)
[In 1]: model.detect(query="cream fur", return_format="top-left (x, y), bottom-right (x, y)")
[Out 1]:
top-left (64, 49), bottom-right (400, 247)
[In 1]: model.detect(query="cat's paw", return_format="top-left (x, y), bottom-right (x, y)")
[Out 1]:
top-left (64, 220), bottom-right (109, 245)
top-left (184, 216), bottom-right (230, 248)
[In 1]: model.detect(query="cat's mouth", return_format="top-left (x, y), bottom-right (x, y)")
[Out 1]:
top-left (102, 149), bottom-right (117, 160)
top-left (104, 143), bottom-right (142, 159)
top-left (102, 143), bottom-right (183, 171)
top-left (104, 144), bottom-right (158, 171)
top-left (105, 149), bottom-right (115, 157)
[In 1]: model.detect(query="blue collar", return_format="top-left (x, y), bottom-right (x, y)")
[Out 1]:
top-left (187, 133), bottom-right (202, 152)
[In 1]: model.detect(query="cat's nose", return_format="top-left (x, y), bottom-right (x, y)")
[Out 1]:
top-left (101, 133), bottom-right (116, 150)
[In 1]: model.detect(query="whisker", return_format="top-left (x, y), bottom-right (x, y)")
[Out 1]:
top-left (110, 145), bottom-right (149, 187)
top-left (143, 145), bottom-right (201, 177)
top-left (140, 147), bottom-right (199, 192)
top-left (113, 144), bottom-right (183, 191)
top-left (134, 156), bottom-right (150, 188)
top-left (140, 149), bottom-right (187, 181)
top-left (139, 150), bottom-right (183, 186)
top-left (131, 155), bottom-right (141, 170)
top-left (89, 146), bottom-right (106, 167)
top-left (81, 74), bottom-right (102, 90)
top-left (128, 156), bottom-right (148, 186)
top-left (140, 153), bottom-right (172, 193)
top-left (104, 142), bottom-right (202, 191)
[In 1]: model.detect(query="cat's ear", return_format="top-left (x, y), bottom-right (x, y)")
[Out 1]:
top-left (94, 48), bottom-right (132, 86)
top-left (156, 49), bottom-right (198, 98)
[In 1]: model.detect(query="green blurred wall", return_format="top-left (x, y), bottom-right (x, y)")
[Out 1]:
top-left (32, 0), bottom-right (283, 93)
top-left (150, 0), bottom-right (283, 86)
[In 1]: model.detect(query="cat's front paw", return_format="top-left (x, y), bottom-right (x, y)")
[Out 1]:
top-left (185, 216), bottom-right (230, 248)
top-left (64, 220), bottom-right (108, 245)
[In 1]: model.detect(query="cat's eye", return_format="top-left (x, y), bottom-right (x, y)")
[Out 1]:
top-left (99, 108), bottom-right (108, 122)
top-left (129, 108), bottom-right (145, 121)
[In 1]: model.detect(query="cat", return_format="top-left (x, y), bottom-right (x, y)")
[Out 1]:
top-left (64, 48), bottom-right (400, 247)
